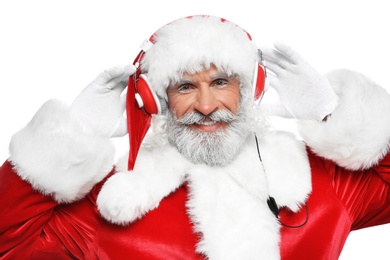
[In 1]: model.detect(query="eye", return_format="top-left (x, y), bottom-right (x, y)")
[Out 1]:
top-left (177, 84), bottom-right (194, 93)
top-left (212, 78), bottom-right (229, 88)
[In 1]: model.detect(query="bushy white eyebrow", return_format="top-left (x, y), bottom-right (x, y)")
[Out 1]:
top-left (175, 78), bottom-right (195, 85)
top-left (169, 72), bottom-right (236, 88)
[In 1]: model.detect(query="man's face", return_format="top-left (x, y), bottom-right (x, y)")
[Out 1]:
top-left (166, 65), bottom-right (250, 166)
top-left (167, 65), bottom-right (241, 131)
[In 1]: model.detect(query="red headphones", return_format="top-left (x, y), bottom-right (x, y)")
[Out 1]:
top-left (127, 40), bottom-right (162, 116)
top-left (126, 16), bottom-right (267, 170)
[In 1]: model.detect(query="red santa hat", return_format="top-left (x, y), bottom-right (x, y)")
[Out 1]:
top-left (141, 15), bottom-right (262, 101)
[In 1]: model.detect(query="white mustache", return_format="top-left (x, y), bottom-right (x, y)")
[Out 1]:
top-left (176, 110), bottom-right (238, 125)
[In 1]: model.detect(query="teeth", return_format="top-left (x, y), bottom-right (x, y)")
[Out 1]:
top-left (198, 121), bottom-right (216, 126)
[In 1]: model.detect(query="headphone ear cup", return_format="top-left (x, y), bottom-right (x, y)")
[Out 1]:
top-left (253, 63), bottom-right (266, 101)
top-left (135, 74), bottom-right (161, 115)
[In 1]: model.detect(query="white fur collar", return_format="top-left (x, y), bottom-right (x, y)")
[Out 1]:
top-left (97, 130), bottom-right (311, 259)
top-left (185, 136), bottom-right (279, 259)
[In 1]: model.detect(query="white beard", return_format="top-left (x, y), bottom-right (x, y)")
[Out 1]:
top-left (166, 110), bottom-right (251, 166)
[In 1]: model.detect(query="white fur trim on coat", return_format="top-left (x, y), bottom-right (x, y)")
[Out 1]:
top-left (9, 99), bottom-right (115, 203)
top-left (298, 69), bottom-right (390, 170)
top-left (186, 136), bottom-right (279, 259)
top-left (258, 131), bottom-right (312, 212)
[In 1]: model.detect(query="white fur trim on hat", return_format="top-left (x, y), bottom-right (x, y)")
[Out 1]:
top-left (298, 69), bottom-right (390, 170)
top-left (9, 99), bottom-right (115, 203)
top-left (141, 15), bottom-right (260, 100)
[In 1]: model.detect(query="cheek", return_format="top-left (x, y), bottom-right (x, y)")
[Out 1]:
top-left (168, 95), bottom-right (192, 118)
top-left (231, 93), bottom-right (241, 112)
top-left (220, 89), bottom-right (241, 114)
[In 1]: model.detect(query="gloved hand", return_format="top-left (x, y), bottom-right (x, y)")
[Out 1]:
top-left (261, 42), bottom-right (339, 121)
top-left (70, 65), bottom-right (136, 137)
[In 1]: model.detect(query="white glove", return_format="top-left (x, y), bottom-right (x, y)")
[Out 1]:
top-left (70, 65), bottom-right (136, 137)
top-left (261, 42), bottom-right (339, 121)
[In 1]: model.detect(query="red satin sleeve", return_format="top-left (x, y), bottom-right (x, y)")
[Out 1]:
top-left (0, 160), bottom-right (58, 258)
top-left (335, 152), bottom-right (390, 230)
top-left (0, 160), bottom-right (114, 259)
top-left (279, 150), bottom-right (390, 260)
top-left (372, 152), bottom-right (390, 183)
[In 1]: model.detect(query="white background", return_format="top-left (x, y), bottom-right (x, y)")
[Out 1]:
top-left (1, 0), bottom-right (389, 259)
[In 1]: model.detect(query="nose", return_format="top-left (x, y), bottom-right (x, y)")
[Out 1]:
top-left (194, 86), bottom-right (218, 115)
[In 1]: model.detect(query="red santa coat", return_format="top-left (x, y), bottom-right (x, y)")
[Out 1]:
top-left (1, 69), bottom-right (390, 259)
top-left (1, 151), bottom-right (390, 259)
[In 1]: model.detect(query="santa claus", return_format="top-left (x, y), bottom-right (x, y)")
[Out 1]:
top-left (1, 15), bottom-right (390, 260)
